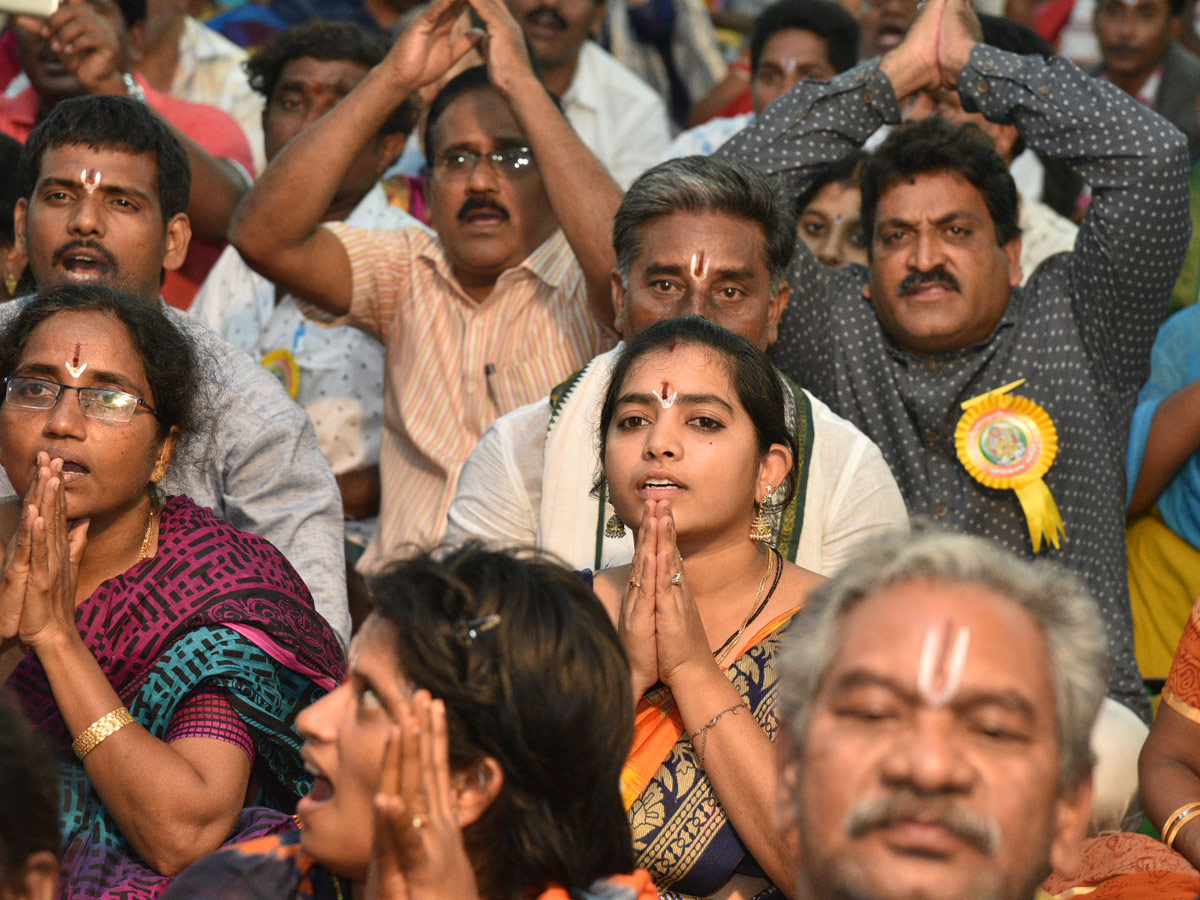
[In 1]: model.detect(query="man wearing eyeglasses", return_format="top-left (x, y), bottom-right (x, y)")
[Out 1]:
top-left (231, 0), bottom-right (623, 567)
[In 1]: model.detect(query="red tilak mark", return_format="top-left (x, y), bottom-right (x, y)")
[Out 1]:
top-left (661, 381), bottom-right (670, 401)
top-left (667, 340), bottom-right (677, 353)
top-left (72, 343), bottom-right (80, 368)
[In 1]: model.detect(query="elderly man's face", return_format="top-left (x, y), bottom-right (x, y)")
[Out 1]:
top-left (791, 579), bottom-right (1091, 900)
top-left (612, 210), bottom-right (790, 350)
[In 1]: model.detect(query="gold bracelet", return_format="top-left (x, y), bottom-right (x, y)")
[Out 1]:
top-left (72, 707), bottom-right (135, 761)
top-left (1162, 802), bottom-right (1200, 845)
top-left (1166, 807), bottom-right (1200, 849)
top-left (690, 702), bottom-right (746, 767)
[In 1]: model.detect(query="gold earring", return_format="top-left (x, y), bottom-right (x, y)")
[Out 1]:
top-left (605, 512), bottom-right (627, 539)
top-left (153, 459), bottom-right (166, 481)
top-left (3, 272), bottom-right (17, 297)
top-left (749, 486), bottom-right (774, 543)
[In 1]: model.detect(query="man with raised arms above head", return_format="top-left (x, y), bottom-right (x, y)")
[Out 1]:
top-left (718, 0), bottom-right (1189, 826)
top-left (229, 0), bottom-right (623, 571)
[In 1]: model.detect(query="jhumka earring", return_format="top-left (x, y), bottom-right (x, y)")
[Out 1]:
top-left (605, 512), bottom-right (627, 539)
top-left (749, 485), bottom-right (774, 543)
top-left (3, 272), bottom-right (18, 297)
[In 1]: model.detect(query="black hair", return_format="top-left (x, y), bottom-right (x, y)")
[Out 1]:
top-left (115, 0), bottom-right (146, 26)
top-left (614, 155), bottom-right (797, 294)
top-left (978, 13), bottom-right (1054, 58)
top-left (423, 63), bottom-right (557, 162)
top-left (368, 544), bottom-right (635, 900)
top-left (20, 95), bottom-right (192, 225)
top-left (749, 0), bottom-right (859, 76)
top-left (595, 315), bottom-right (799, 507)
top-left (795, 148), bottom-right (868, 217)
top-left (0, 284), bottom-right (201, 465)
top-left (860, 114), bottom-right (1019, 256)
top-left (424, 67), bottom-right (491, 162)
top-left (0, 133), bottom-right (24, 247)
top-left (246, 20), bottom-right (419, 139)
top-left (0, 695), bottom-right (57, 891)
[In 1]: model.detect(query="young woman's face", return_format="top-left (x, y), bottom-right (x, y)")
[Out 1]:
top-left (295, 615), bottom-right (409, 881)
top-left (603, 343), bottom-right (770, 542)
top-left (798, 180), bottom-right (867, 269)
top-left (0, 310), bottom-right (167, 524)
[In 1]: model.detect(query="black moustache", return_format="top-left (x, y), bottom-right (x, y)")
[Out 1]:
top-left (897, 267), bottom-right (961, 296)
top-left (457, 199), bottom-right (510, 221)
top-left (52, 240), bottom-right (119, 271)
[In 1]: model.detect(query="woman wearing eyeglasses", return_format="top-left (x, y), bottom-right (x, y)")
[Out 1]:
top-left (0, 284), bottom-right (344, 900)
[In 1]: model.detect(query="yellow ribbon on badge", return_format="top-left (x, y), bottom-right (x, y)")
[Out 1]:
top-left (955, 378), bottom-right (1064, 552)
top-left (261, 348), bottom-right (301, 400)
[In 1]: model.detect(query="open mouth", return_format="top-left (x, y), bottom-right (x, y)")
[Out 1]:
top-left (61, 252), bottom-right (111, 279)
top-left (462, 208), bottom-right (508, 228)
top-left (526, 8), bottom-right (566, 36)
top-left (297, 756), bottom-right (335, 814)
top-left (639, 477), bottom-right (686, 498)
top-left (60, 461), bottom-right (89, 482)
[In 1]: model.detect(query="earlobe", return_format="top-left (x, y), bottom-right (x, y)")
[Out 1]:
top-left (759, 443), bottom-right (794, 499)
top-left (766, 282), bottom-right (791, 348)
top-left (1005, 236), bottom-right (1023, 288)
top-left (162, 213), bottom-right (191, 273)
top-left (612, 269), bottom-right (629, 336)
top-left (1048, 772), bottom-right (1094, 879)
top-left (152, 427), bottom-right (180, 484)
top-left (453, 757), bottom-right (504, 827)
top-left (14, 198), bottom-right (27, 258)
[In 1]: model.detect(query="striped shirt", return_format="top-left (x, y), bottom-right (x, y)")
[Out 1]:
top-left (325, 222), bottom-right (615, 573)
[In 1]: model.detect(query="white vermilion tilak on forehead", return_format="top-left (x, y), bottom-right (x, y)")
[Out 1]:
top-left (658, 380), bottom-right (679, 409)
top-left (65, 341), bottom-right (87, 379)
top-left (81, 168), bottom-right (102, 195)
top-left (690, 251), bottom-right (710, 281)
top-left (916, 619), bottom-right (971, 706)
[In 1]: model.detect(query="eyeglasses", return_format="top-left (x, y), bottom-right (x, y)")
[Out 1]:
top-left (3, 375), bottom-right (160, 424)
top-left (432, 147), bottom-right (536, 178)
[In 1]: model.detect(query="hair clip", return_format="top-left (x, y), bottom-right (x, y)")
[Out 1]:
top-left (452, 614), bottom-right (501, 646)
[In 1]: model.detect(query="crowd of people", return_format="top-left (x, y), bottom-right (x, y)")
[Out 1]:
top-left (4, 0), bottom-right (1200, 895)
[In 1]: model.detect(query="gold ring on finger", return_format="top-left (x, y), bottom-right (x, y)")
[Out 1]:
top-left (628, 578), bottom-right (642, 590)
top-left (412, 815), bottom-right (427, 830)
top-left (670, 571), bottom-right (683, 586)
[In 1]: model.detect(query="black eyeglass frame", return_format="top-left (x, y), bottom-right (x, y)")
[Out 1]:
top-left (2, 375), bottom-right (161, 424)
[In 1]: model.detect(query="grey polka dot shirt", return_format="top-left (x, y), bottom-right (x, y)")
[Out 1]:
top-left (719, 44), bottom-right (1192, 719)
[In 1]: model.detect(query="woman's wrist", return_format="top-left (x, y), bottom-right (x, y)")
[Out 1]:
top-left (27, 622), bottom-right (84, 660)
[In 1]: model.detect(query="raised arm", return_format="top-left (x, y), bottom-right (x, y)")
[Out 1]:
top-left (17, 1), bottom-right (250, 244)
top-left (949, 23), bottom-right (1188, 391)
top-left (469, 0), bottom-right (622, 329)
top-left (228, 0), bottom-right (484, 316)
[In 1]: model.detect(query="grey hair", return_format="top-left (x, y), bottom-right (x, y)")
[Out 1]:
top-left (612, 156), bottom-right (797, 295)
top-left (779, 529), bottom-right (1109, 788)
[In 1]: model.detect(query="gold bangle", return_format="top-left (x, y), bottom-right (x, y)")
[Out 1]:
top-left (1166, 809), bottom-right (1200, 849)
top-left (1162, 802), bottom-right (1200, 845)
top-left (72, 707), bottom-right (135, 761)
top-left (1166, 808), bottom-right (1200, 849)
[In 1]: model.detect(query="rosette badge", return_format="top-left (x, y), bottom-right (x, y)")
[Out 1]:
top-left (954, 378), bottom-right (1064, 552)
